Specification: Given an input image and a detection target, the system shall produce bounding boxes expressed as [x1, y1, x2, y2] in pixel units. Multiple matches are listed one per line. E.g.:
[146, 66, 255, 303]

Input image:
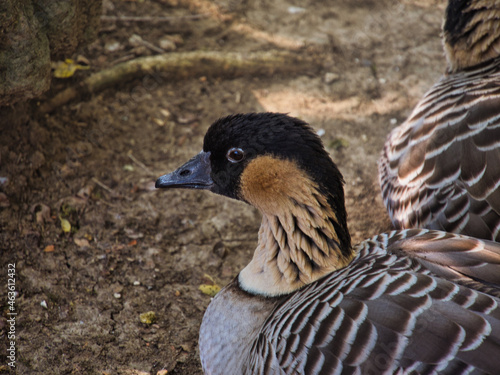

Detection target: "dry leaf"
[139, 311, 157, 324]
[34, 203, 52, 224]
[198, 284, 221, 297]
[201, 273, 217, 284]
[44, 245, 55, 252]
[59, 216, 71, 233]
[74, 238, 90, 247]
[52, 59, 90, 78]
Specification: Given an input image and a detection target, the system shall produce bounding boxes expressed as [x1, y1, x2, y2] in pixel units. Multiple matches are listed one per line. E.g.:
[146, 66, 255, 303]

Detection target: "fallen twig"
[100, 14, 207, 22]
[92, 177, 132, 201]
[109, 53, 136, 66]
[39, 50, 320, 113]
[129, 34, 165, 54]
[92, 177, 117, 196]
[127, 152, 155, 177]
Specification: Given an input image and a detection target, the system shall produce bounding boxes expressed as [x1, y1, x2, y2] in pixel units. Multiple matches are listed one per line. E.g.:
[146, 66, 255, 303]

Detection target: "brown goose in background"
[156, 112, 500, 374]
[379, 0, 500, 241]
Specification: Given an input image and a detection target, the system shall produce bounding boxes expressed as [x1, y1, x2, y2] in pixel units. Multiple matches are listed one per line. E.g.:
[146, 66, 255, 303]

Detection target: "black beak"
[155, 151, 213, 190]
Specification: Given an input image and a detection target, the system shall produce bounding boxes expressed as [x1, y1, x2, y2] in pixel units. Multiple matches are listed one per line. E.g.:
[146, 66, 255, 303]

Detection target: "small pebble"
[123, 164, 134, 172]
[105, 41, 122, 52]
[159, 108, 171, 119]
[153, 118, 165, 126]
[324, 72, 340, 84]
[40, 300, 48, 309]
[316, 129, 325, 137]
[390, 118, 398, 125]
[114, 293, 121, 299]
[288, 6, 306, 14]
[133, 281, 141, 286]
[159, 37, 176, 51]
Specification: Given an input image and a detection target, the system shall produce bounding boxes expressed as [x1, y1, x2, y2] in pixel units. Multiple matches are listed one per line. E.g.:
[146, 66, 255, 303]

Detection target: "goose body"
[156, 113, 500, 374]
[201, 229, 500, 375]
[379, 0, 500, 241]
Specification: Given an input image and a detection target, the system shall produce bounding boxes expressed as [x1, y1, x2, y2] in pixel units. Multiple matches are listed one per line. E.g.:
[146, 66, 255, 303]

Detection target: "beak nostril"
[156, 151, 212, 189]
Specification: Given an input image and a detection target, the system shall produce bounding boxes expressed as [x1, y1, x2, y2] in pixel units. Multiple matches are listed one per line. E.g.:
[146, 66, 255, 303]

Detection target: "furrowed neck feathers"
[238, 155, 354, 296]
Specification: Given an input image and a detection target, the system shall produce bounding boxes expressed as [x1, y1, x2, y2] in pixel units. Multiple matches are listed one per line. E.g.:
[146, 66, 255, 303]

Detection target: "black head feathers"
[157, 112, 351, 251]
[203, 113, 346, 202]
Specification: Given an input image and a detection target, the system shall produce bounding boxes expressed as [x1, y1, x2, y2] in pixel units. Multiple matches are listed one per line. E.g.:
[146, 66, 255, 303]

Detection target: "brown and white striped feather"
[379, 58, 500, 241]
[244, 229, 500, 375]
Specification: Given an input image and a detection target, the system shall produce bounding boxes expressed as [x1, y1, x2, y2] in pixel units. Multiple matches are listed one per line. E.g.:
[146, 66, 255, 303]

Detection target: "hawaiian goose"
[379, 0, 500, 241]
[156, 113, 500, 374]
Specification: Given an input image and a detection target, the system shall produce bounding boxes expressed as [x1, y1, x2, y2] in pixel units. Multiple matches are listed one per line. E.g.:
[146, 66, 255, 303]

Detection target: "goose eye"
[226, 147, 245, 163]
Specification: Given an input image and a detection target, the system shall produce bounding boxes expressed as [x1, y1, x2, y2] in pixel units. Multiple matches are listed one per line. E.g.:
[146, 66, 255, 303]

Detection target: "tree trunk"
[0, 0, 102, 107]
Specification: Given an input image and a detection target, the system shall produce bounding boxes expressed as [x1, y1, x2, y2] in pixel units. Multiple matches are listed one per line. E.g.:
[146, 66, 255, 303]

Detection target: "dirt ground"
[0, 0, 447, 374]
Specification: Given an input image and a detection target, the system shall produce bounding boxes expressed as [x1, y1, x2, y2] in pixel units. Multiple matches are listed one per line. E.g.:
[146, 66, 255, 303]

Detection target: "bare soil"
[1, 0, 446, 374]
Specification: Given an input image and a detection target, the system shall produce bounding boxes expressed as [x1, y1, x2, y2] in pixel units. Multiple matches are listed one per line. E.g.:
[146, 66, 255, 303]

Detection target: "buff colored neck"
[237, 155, 354, 297]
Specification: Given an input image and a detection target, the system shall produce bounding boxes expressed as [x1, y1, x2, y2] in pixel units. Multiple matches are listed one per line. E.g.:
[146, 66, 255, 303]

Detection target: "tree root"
[39, 50, 320, 113]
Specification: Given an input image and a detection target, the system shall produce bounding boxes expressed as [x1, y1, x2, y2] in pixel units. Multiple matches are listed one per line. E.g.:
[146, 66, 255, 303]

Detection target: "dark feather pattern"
[379, 58, 500, 241]
[156, 105, 500, 373]
[200, 229, 500, 375]
[255, 230, 500, 374]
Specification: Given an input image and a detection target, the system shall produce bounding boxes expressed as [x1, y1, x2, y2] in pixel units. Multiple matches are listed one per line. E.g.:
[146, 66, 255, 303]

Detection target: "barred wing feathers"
[387, 230, 500, 295]
[248, 229, 500, 375]
[379, 61, 500, 241]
